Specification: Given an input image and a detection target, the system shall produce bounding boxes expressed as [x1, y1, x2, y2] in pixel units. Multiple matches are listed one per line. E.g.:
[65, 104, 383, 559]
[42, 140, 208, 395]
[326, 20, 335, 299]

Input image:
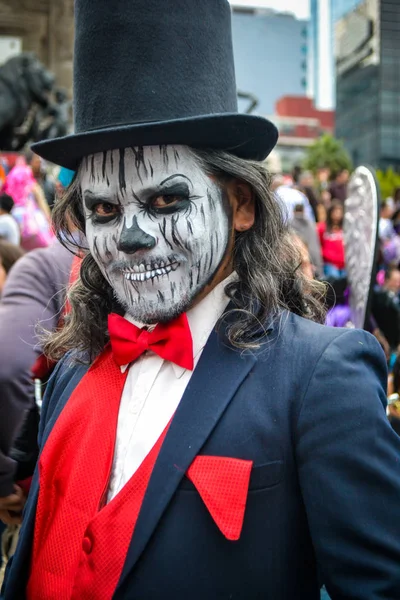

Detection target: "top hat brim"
[31, 113, 278, 170]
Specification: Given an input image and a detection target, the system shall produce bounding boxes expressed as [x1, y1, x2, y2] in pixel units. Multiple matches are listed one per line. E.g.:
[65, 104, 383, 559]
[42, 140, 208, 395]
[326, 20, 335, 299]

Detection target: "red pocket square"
[186, 456, 253, 541]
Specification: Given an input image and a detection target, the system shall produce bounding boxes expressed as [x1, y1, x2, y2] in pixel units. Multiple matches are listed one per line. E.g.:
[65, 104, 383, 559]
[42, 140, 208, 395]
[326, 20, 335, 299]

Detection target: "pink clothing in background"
[4, 165, 54, 251]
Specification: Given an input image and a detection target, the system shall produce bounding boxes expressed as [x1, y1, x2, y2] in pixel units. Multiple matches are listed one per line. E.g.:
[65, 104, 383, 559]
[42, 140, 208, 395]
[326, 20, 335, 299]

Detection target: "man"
[379, 199, 395, 241]
[383, 266, 400, 296]
[290, 203, 323, 277]
[328, 168, 349, 203]
[372, 267, 400, 352]
[297, 170, 320, 221]
[0, 193, 20, 246]
[274, 180, 315, 223]
[4, 1, 400, 599]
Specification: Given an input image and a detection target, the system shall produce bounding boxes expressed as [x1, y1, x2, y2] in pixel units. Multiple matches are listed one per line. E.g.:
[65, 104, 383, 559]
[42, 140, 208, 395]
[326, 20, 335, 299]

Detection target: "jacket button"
[82, 535, 93, 554]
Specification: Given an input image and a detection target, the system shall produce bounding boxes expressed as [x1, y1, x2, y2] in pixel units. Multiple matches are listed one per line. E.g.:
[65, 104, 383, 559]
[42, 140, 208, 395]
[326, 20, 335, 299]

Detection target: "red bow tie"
[108, 313, 194, 371]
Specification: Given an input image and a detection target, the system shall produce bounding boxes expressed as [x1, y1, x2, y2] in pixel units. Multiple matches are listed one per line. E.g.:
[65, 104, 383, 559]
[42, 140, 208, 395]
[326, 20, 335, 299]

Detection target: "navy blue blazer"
[4, 312, 400, 599]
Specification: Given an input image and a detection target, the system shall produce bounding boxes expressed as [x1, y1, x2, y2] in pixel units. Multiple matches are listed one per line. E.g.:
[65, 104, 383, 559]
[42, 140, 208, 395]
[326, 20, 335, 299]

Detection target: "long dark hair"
[44, 148, 326, 361]
[326, 201, 344, 232]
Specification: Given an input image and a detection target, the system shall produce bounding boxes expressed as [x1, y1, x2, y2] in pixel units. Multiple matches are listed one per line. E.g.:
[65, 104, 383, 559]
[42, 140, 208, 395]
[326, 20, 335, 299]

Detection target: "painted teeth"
[123, 263, 178, 282]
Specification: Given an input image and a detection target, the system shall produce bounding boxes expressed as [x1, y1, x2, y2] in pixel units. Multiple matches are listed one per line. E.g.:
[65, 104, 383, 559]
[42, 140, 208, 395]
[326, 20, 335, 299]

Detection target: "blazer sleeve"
[295, 328, 400, 599]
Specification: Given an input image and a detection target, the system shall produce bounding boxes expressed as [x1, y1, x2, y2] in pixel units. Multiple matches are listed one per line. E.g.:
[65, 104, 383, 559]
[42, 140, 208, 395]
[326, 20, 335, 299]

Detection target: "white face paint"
[80, 145, 232, 323]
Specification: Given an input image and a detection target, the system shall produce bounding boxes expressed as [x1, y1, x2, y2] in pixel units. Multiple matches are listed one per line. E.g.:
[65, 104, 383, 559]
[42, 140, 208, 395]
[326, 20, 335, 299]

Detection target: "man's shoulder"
[51, 351, 90, 389]
[247, 313, 386, 412]
[273, 311, 346, 342]
[257, 312, 377, 366]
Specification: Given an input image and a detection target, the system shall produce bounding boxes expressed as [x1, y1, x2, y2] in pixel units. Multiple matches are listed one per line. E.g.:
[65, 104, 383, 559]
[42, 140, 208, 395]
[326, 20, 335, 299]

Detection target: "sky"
[228, 0, 310, 20]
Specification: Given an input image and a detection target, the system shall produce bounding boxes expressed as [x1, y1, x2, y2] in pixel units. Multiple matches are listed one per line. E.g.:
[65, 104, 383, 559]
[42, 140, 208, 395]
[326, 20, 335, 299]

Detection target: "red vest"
[27, 347, 169, 600]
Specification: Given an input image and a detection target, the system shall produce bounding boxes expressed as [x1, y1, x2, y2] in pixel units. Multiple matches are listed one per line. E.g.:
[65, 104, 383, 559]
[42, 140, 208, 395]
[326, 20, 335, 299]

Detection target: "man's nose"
[117, 216, 156, 254]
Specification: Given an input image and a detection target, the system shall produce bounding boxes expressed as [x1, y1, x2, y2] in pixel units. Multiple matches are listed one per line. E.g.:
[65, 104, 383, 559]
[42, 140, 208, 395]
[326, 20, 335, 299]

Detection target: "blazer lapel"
[41, 363, 89, 447]
[117, 327, 257, 591]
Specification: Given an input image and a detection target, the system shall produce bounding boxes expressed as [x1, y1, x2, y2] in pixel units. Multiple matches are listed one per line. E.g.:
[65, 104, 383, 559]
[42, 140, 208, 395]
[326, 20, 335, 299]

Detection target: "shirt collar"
[122, 272, 237, 377]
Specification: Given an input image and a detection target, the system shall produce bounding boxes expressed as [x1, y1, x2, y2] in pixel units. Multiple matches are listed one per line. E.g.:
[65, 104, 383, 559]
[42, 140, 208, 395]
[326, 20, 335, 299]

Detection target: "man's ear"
[226, 179, 255, 232]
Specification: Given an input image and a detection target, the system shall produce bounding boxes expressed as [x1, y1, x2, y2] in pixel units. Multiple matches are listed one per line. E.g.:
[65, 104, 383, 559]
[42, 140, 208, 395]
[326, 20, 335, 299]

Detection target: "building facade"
[336, 0, 400, 170]
[310, 0, 361, 110]
[0, 0, 74, 93]
[1, 3, 308, 118]
[269, 95, 335, 173]
[231, 7, 308, 115]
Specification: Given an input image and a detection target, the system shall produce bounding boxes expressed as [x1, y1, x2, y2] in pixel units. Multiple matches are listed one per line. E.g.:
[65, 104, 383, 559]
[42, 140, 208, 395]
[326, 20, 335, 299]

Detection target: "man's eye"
[151, 195, 182, 209]
[94, 203, 119, 217]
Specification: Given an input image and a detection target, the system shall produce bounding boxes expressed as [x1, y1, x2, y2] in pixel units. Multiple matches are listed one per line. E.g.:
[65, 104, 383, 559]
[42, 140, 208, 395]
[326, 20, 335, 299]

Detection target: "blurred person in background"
[392, 207, 400, 236]
[0, 194, 20, 246]
[317, 169, 332, 223]
[372, 267, 400, 354]
[3, 164, 54, 252]
[0, 158, 7, 188]
[377, 201, 400, 267]
[382, 266, 400, 296]
[317, 167, 330, 193]
[0, 240, 24, 295]
[291, 234, 316, 282]
[55, 167, 75, 199]
[270, 173, 284, 192]
[387, 355, 400, 436]
[296, 170, 320, 222]
[328, 169, 349, 203]
[291, 203, 323, 278]
[0, 238, 25, 550]
[274, 180, 315, 223]
[0, 237, 75, 526]
[25, 150, 56, 211]
[291, 165, 301, 185]
[317, 202, 345, 279]
[379, 199, 395, 241]
[394, 187, 400, 211]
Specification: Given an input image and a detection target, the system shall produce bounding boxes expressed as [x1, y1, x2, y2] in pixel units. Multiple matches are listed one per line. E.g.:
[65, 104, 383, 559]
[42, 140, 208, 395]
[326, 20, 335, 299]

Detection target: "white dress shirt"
[107, 274, 235, 501]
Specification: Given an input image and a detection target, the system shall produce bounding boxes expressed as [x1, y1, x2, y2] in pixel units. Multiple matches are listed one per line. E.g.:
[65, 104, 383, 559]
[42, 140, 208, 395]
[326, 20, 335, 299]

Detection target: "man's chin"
[125, 303, 189, 325]
[115, 290, 193, 325]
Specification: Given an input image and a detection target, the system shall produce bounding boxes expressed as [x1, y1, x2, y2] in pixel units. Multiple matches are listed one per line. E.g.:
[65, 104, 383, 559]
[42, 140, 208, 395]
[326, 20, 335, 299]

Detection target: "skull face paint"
[80, 145, 232, 323]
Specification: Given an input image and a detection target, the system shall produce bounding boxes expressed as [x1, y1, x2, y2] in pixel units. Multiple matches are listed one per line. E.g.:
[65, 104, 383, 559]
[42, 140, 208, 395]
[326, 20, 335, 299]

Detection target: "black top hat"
[32, 0, 278, 169]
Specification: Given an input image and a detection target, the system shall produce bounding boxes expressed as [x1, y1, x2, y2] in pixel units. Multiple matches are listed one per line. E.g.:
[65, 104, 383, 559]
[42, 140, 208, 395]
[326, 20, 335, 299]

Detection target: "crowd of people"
[274, 165, 400, 440]
[273, 166, 349, 281]
[0, 151, 77, 581]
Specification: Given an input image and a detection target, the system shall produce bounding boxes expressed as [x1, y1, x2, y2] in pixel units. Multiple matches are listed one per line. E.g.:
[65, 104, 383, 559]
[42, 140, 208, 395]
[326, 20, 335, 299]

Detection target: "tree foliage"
[376, 168, 400, 200]
[303, 134, 353, 177]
